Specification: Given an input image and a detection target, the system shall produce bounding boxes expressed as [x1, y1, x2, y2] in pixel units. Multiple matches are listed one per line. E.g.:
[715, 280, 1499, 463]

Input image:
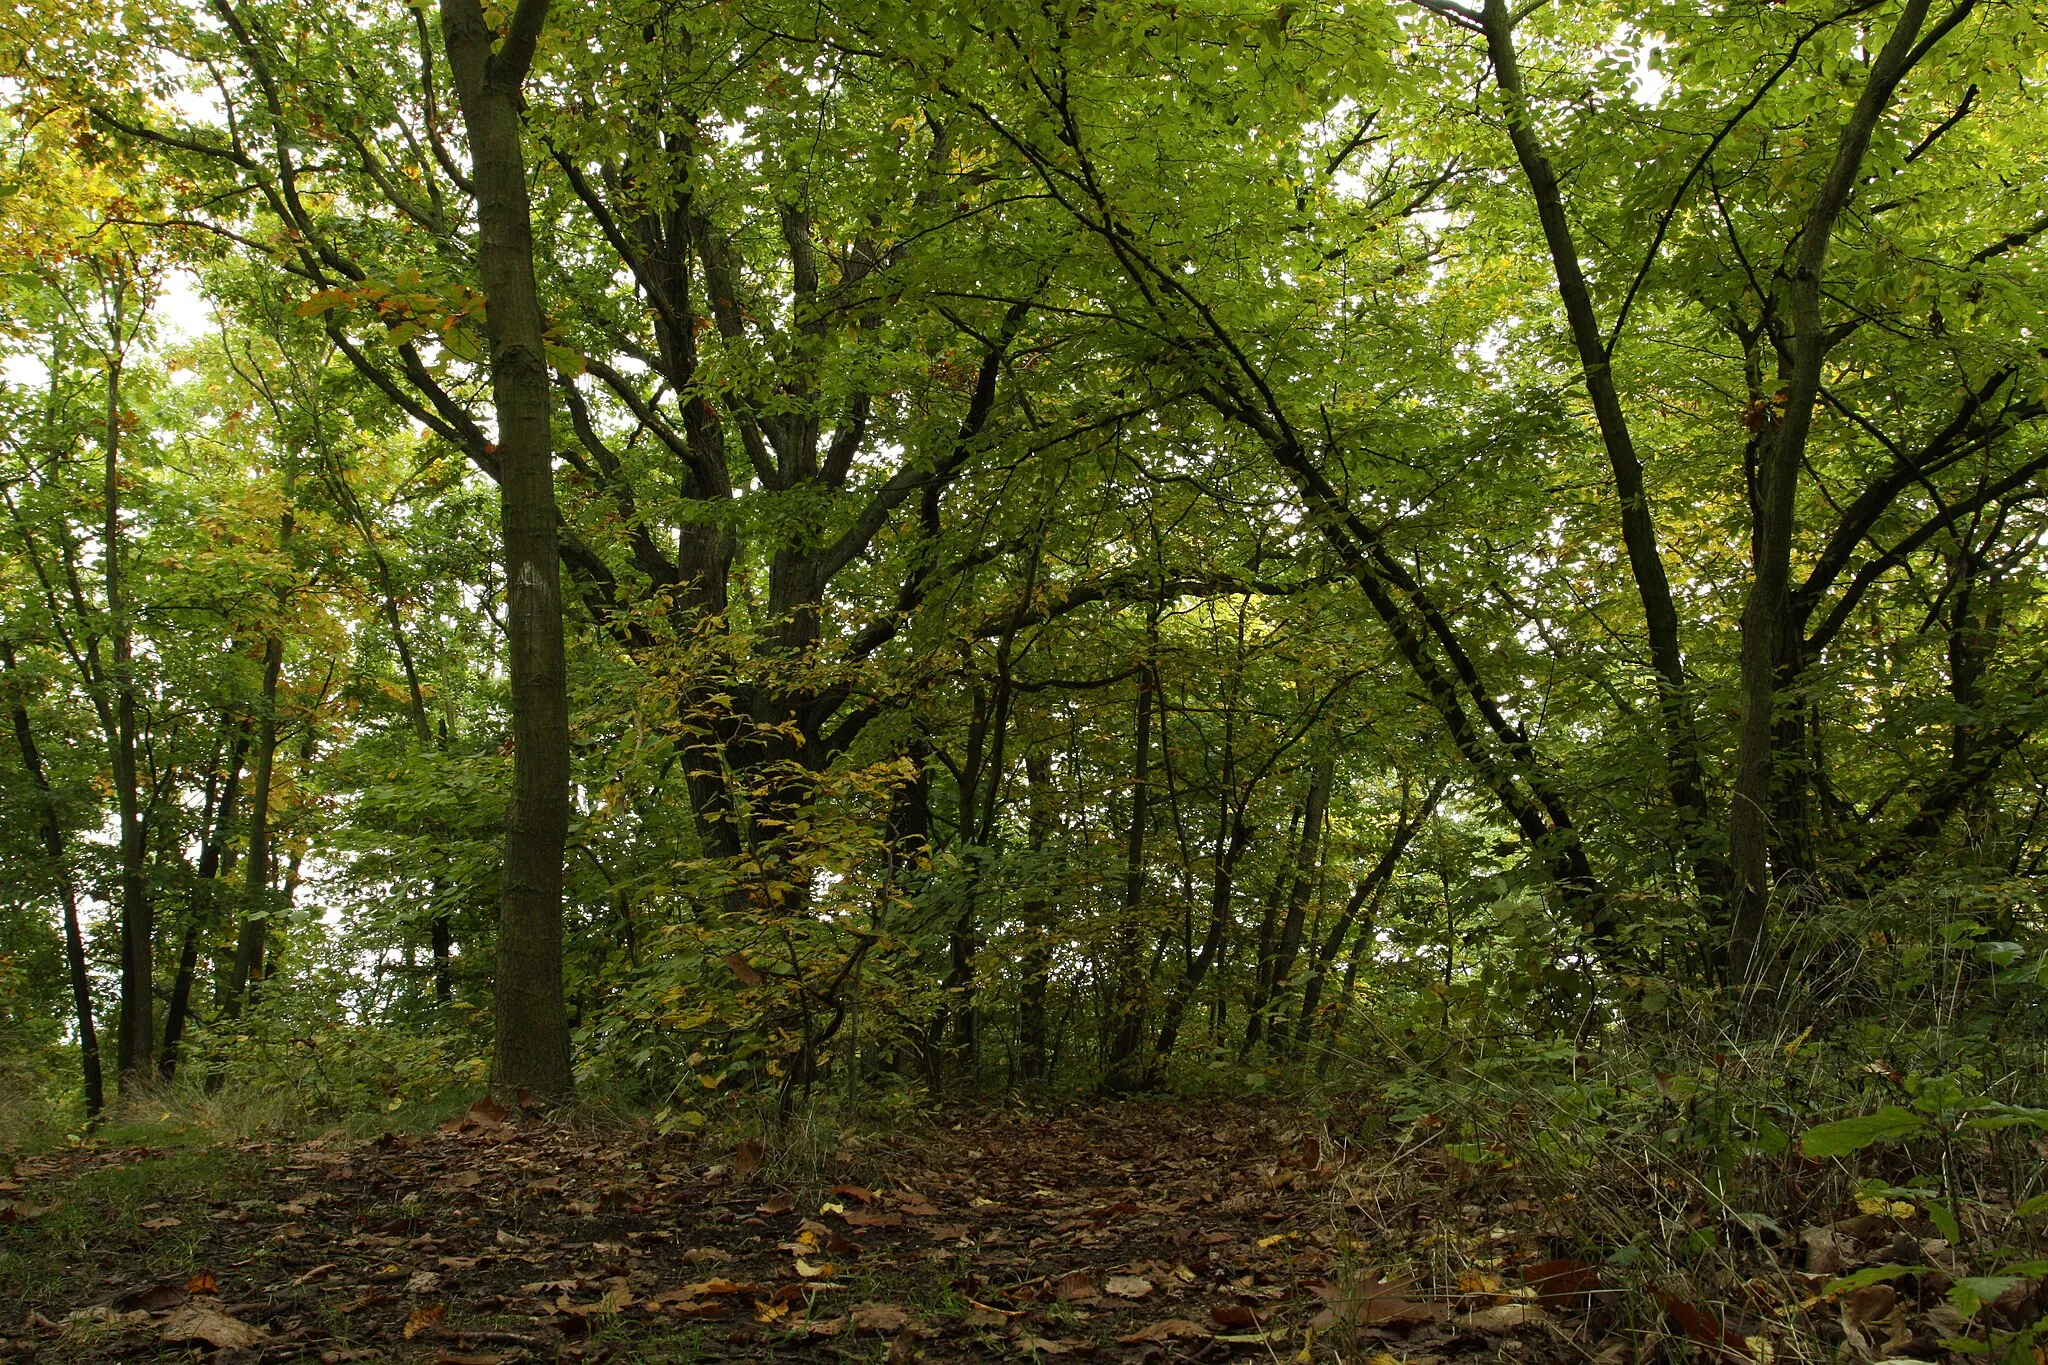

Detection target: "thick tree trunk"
[4, 642, 104, 1116]
[441, 0, 573, 1098]
[1728, 0, 1943, 981]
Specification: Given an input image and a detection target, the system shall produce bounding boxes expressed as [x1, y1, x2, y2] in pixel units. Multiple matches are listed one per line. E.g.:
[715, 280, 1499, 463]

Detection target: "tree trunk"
[1261, 757, 1333, 1057]
[102, 313, 152, 1087]
[1101, 665, 1154, 1092]
[1016, 754, 1055, 1083]
[3, 642, 104, 1116]
[1479, 0, 1723, 907]
[162, 719, 248, 1078]
[440, 0, 573, 1098]
[222, 634, 283, 1021]
[1728, 0, 1942, 981]
[1293, 777, 1439, 1050]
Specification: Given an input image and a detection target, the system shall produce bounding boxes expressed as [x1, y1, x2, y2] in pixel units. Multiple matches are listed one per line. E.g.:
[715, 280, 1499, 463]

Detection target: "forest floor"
[0, 1096, 1963, 1364]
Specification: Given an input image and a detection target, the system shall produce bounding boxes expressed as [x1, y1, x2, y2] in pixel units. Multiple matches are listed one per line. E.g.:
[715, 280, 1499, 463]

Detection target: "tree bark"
[1261, 757, 1333, 1057]
[222, 633, 283, 1021]
[1479, 0, 1723, 906]
[1101, 664, 1154, 1092]
[3, 641, 103, 1116]
[1016, 754, 1056, 1083]
[1728, 0, 1953, 981]
[162, 719, 248, 1078]
[440, 0, 573, 1098]
[101, 292, 152, 1087]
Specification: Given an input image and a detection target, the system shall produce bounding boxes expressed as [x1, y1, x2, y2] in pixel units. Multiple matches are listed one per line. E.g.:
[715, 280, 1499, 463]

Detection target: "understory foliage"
[1, 0, 2046, 1343]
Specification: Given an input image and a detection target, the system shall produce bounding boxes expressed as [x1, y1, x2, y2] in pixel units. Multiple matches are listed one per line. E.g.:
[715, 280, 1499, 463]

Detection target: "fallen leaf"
[435, 1354, 506, 1365]
[160, 1306, 267, 1349]
[842, 1208, 903, 1229]
[1052, 1270, 1099, 1302]
[757, 1195, 794, 1215]
[407, 1270, 443, 1295]
[926, 1222, 971, 1240]
[1106, 1276, 1153, 1300]
[293, 1263, 336, 1286]
[1212, 1304, 1265, 1328]
[185, 1273, 217, 1294]
[733, 1139, 764, 1175]
[138, 1217, 181, 1230]
[1461, 1304, 1556, 1334]
[1523, 1258, 1600, 1312]
[1118, 1318, 1209, 1344]
[116, 1283, 188, 1312]
[794, 1257, 834, 1279]
[851, 1302, 912, 1334]
[1650, 1289, 1752, 1358]
[467, 1096, 511, 1126]
[832, 1184, 875, 1204]
[403, 1303, 447, 1339]
[685, 1278, 756, 1296]
[1018, 1337, 1075, 1355]
[1308, 1275, 1446, 1330]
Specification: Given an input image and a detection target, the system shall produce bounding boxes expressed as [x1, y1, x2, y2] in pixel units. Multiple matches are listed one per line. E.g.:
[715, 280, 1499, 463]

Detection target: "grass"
[0, 1144, 253, 1313]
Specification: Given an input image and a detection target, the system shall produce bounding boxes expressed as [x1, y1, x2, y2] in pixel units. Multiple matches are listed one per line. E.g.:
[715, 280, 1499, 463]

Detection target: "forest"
[0, 0, 2046, 1359]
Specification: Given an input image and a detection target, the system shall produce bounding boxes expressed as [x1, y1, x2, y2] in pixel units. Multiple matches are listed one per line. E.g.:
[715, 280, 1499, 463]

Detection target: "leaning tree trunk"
[440, 0, 573, 1098]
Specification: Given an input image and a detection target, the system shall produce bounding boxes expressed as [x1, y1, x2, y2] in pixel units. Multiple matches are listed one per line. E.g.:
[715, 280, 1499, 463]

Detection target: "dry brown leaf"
[1308, 1274, 1446, 1330]
[138, 1217, 181, 1230]
[757, 1194, 794, 1215]
[851, 1302, 912, 1334]
[1052, 1270, 1099, 1303]
[842, 1207, 903, 1229]
[686, 1278, 756, 1296]
[1105, 1276, 1153, 1300]
[1461, 1304, 1557, 1334]
[160, 1305, 267, 1349]
[402, 1303, 447, 1339]
[1118, 1318, 1209, 1344]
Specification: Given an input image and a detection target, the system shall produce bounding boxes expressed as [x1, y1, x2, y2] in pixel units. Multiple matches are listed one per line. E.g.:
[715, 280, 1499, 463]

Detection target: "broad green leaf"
[1801, 1107, 1930, 1158]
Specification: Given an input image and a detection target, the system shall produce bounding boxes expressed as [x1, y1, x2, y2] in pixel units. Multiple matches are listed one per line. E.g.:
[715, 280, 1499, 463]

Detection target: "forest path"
[2, 1099, 1588, 1363]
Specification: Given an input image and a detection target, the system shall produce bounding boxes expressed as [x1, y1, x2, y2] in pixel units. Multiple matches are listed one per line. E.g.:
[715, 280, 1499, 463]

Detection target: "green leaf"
[1926, 1201, 1961, 1244]
[1949, 1276, 2020, 1319]
[1801, 1106, 1930, 1157]
[1823, 1265, 1930, 1297]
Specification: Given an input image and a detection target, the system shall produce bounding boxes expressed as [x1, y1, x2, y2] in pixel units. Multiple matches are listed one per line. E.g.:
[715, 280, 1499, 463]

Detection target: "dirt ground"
[0, 1097, 1899, 1363]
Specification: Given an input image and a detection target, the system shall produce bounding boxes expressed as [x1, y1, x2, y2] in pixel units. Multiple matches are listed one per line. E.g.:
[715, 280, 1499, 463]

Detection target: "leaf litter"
[4, 1097, 2041, 1361]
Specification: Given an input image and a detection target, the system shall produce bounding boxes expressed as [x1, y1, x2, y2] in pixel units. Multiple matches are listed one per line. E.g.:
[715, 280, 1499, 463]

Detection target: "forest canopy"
[0, 0, 2043, 1141]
